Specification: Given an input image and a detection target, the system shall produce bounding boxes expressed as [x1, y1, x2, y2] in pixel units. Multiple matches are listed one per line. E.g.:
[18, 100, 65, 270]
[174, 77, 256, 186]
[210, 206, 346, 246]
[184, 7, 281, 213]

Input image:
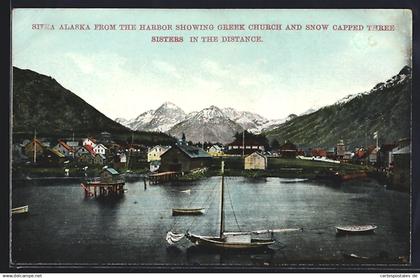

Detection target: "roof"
[280, 142, 297, 151]
[393, 145, 410, 155]
[48, 148, 65, 158]
[102, 167, 120, 175]
[26, 139, 45, 149]
[84, 137, 97, 143]
[96, 153, 106, 159]
[150, 160, 161, 166]
[245, 152, 266, 159]
[58, 141, 74, 152]
[175, 144, 212, 159]
[84, 145, 96, 156]
[150, 145, 170, 152]
[94, 143, 108, 150]
[209, 145, 223, 151]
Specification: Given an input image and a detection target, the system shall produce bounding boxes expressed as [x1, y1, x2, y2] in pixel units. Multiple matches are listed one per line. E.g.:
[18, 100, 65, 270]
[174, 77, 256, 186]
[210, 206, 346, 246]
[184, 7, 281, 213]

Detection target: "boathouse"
[160, 144, 212, 172]
[100, 167, 121, 182]
[244, 152, 267, 170]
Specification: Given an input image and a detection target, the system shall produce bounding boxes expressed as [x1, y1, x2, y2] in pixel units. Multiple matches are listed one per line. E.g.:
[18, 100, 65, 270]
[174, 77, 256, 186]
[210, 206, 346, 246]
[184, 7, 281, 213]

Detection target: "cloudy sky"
[12, 9, 411, 120]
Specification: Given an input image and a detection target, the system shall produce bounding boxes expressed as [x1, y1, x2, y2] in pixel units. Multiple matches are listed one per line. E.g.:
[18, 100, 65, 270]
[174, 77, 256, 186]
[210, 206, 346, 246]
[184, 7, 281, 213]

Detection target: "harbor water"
[12, 176, 410, 266]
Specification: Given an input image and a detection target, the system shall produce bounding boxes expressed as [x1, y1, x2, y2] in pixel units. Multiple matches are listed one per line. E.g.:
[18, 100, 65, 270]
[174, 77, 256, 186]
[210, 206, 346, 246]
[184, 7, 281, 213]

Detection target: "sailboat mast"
[219, 161, 225, 238]
[33, 129, 37, 164]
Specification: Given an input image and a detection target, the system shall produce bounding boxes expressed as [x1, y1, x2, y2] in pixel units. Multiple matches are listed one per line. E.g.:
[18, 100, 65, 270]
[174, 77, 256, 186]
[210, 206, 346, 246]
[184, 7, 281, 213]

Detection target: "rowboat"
[336, 224, 377, 234]
[12, 205, 29, 215]
[172, 208, 205, 216]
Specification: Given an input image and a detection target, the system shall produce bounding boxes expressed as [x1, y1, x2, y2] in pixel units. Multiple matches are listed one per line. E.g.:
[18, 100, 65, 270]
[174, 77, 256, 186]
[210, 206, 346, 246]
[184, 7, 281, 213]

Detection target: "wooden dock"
[148, 171, 179, 184]
[81, 180, 125, 198]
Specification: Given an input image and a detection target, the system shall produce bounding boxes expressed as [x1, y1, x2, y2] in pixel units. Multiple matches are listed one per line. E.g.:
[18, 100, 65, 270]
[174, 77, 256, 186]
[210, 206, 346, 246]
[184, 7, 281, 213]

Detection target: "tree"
[271, 139, 280, 150]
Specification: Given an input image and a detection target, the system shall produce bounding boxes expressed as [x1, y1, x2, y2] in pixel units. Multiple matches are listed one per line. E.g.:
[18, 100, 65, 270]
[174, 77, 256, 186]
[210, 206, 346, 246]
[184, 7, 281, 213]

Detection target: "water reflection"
[12, 176, 409, 265]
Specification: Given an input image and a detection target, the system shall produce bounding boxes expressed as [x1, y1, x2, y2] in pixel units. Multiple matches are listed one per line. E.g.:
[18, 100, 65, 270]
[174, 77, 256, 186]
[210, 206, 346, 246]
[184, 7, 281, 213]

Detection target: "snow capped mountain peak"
[194, 106, 226, 122]
[116, 103, 289, 137]
[159, 101, 181, 110]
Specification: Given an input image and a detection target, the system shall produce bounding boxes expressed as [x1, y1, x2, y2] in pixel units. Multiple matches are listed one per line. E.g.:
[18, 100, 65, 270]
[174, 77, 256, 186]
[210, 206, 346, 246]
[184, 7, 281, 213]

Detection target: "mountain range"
[13, 65, 411, 149]
[115, 103, 289, 143]
[265, 66, 411, 149]
[116, 66, 411, 146]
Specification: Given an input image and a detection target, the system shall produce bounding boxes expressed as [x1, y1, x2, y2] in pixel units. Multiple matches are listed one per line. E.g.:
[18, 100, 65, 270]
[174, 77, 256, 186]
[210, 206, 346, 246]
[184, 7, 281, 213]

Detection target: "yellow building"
[208, 145, 224, 157]
[147, 145, 170, 162]
[244, 152, 267, 170]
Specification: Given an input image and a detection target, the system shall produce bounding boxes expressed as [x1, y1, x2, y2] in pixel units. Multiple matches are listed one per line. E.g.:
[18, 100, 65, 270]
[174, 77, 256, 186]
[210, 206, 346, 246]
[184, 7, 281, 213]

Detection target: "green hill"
[265, 66, 411, 150]
[12, 67, 175, 145]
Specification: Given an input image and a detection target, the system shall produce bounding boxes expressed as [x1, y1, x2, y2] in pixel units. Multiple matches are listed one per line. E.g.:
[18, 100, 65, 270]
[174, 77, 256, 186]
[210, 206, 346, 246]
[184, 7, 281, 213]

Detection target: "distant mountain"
[265, 66, 411, 149]
[169, 106, 244, 144]
[222, 107, 271, 133]
[116, 102, 186, 132]
[13, 67, 128, 135]
[119, 103, 283, 139]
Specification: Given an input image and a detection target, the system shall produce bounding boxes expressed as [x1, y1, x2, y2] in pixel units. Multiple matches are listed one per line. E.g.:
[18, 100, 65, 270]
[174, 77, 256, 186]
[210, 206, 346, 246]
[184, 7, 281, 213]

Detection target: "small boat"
[336, 224, 377, 234]
[343, 253, 369, 260]
[12, 205, 29, 215]
[172, 208, 205, 216]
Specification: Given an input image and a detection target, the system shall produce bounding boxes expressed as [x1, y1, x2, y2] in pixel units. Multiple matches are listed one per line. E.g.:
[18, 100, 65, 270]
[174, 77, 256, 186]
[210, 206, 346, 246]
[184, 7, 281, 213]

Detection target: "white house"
[83, 138, 97, 148]
[208, 145, 224, 157]
[93, 144, 108, 155]
[119, 153, 127, 163]
[147, 145, 170, 162]
[75, 145, 96, 157]
[54, 141, 75, 157]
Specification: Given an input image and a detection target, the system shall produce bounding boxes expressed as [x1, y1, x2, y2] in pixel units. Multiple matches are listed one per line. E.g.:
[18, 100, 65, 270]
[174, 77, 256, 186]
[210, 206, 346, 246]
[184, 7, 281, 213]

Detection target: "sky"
[12, 9, 412, 121]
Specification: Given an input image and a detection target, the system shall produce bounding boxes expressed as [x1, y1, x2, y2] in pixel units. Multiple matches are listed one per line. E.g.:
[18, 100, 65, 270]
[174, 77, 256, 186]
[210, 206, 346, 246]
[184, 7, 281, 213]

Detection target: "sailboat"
[184, 161, 275, 249]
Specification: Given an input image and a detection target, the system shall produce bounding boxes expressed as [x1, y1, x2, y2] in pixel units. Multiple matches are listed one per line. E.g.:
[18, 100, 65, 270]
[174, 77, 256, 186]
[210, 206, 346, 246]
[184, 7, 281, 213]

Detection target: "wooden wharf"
[81, 180, 125, 198]
[148, 171, 179, 184]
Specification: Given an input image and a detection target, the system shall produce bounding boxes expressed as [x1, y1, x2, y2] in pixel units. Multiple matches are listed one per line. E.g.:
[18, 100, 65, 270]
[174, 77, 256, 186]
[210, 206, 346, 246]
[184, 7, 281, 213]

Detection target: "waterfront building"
[391, 143, 410, 189]
[78, 152, 95, 164]
[93, 144, 109, 156]
[311, 148, 327, 158]
[279, 141, 298, 158]
[94, 153, 107, 165]
[83, 138, 97, 148]
[75, 145, 96, 157]
[150, 160, 161, 172]
[378, 143, 397, 168]
[368, 146, 380, 164]
[244, 152, 267, 170]
[43, 148, 66, 165]
[24, 139, 46, 161]
[54, 141, 75, 158]
[100, 167, 121, 182]
[147, 145, 170, 162]
[160, 144, 212, 172]
[207, 144, 224, 157]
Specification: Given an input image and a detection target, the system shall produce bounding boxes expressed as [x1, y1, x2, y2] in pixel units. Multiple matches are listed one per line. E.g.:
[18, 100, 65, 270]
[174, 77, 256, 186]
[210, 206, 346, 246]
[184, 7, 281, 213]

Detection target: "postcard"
[10, 9, 412, 270]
